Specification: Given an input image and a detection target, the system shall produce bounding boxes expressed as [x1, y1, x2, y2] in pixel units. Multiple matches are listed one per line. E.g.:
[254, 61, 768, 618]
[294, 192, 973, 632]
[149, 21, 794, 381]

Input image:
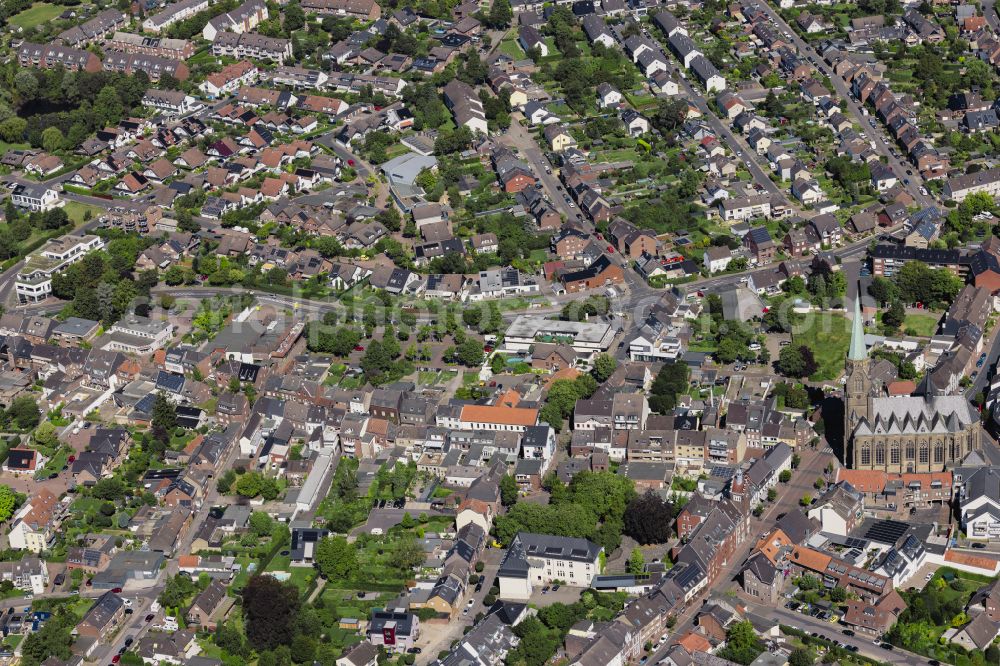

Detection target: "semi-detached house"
[443, 79, 488, 134]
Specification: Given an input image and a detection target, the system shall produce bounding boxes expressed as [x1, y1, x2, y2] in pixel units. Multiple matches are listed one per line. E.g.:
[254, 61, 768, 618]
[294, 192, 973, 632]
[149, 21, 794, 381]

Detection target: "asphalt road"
[501, 118, 577, 220]
[744, 603, 930, 666]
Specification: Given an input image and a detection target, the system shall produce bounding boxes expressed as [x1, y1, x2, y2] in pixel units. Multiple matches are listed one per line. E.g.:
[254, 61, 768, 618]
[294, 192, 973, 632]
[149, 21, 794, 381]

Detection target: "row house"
[17, 42, 102, 72]
[103, 50, 190, 81]
[58, 9, 128, 46]
[203, 0, 267, 40]
[212, 32, 292, 64]
[143, 0, 209, 32]
[106, 31, 194, 59]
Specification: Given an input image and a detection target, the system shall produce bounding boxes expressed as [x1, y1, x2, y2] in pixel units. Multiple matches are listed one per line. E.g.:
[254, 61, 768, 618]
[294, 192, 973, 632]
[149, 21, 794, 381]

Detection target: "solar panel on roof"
[863, 519, 909, 544]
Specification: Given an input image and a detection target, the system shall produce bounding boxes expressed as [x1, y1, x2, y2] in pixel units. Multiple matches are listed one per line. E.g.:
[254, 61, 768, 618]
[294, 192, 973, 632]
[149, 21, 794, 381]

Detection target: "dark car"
[53, 573, 65, 586]
[972, 543, 987, 549]
[124, 608, 133, 615]
[124, 637, 134, 647]
[842, 630, 854, 637]
[880, 643, 894, 651]
[145, 614, 154, 622]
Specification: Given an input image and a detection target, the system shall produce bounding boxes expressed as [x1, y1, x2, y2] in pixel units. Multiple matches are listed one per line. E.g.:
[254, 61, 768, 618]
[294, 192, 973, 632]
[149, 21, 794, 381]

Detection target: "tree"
[592, 354, 617, 382]
[249, 511, 273, 537]
[623, 490, 674, 544]
[486, 0, 512, 27]
[94, 85, 124, 128]
[6, 395, 39, 430]
[283, 3, 305, 30]
[500, 474, 518, 508]
[0, 117, 26, 144]
[718, 621, 763, 665]
[242, 575, 301, 651]
[151, 392, 177, 446]
[236, 472, 265, 498]
[41, 127, 65, 153]
[868, 276, 898, 304]
[0, 486, 16, 522]
[390, 533, 425, 572]
[789, 648, 814, 666]
[777, 344, 818, 378]
[289, 634, 315, 664]
[455, 338, 484, 367]
[627, 547, 645, 574]
[882, 300, 905, 331]
[779, 469, 792, 483]
[159, 573, 196, 608]
[766, 487, 777, 502]
[462, 307, 482, 329]
[314, 536, 357, 579]
[649, 362, 689, 414]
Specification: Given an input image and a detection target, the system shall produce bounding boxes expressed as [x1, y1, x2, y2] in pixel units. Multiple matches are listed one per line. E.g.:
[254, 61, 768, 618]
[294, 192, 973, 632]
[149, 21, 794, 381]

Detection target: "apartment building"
[498, 532, 602, 599]
[16, 234, 104, 304]
[943, 167, 1000, 202]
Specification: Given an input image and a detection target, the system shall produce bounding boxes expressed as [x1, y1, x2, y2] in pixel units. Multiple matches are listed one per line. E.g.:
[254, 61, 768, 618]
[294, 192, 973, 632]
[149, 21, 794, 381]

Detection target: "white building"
[10, 182, 62, 212]
[143, 0, 210, 32]
[498, 532, 602, 600]
[142, 89, 202, 115]
[16, 234, 104, 304]
[504, 315, 616, 357]
[703, 246, 733, 273]
[103, 315, 174, 354]
[960, 466, 1000, 540]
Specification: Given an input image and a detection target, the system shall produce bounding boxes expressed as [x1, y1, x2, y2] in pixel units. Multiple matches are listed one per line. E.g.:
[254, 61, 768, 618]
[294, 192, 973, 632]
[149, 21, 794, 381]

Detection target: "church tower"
[844, 296, 872, 444]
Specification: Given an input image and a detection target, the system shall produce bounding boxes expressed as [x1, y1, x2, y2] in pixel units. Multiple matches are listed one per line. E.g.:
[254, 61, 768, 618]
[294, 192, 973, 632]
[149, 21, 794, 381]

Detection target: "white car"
[920, 187, 928, 196]
[467, 599, 475, 607]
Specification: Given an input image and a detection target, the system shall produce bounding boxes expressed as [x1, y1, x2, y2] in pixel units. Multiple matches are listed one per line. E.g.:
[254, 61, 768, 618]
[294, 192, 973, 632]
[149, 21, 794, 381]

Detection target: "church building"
[845, 297, 981, 471]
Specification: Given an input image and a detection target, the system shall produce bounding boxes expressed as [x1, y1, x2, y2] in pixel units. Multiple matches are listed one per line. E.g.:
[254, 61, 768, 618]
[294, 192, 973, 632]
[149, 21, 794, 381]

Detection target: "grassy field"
[903, 313, 940, 337]
[10, 2, 62, 28]
[63, 201, 103, 225]
[792, 312, 851, 381]
[0, 141, 30, 155]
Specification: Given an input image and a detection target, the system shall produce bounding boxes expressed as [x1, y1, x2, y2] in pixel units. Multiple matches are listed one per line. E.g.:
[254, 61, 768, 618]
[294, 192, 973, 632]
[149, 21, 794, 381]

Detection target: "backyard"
[902, 313, 940, 338]
[885, 568, 994, 664]
[791, 312, 851, 381]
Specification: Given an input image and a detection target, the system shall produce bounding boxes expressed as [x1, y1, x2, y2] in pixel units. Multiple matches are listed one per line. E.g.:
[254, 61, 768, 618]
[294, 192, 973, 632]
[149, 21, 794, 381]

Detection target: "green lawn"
[903, 313, 940, 337]
[498, 38, 524, 59]
[462, 371, 480, 387]
[63, 201, 103, 225]
[791, 312, 851, 381]
[9, 2, 61, 28]
[417, 370, 439, 385]
[0, 141, 30, 155]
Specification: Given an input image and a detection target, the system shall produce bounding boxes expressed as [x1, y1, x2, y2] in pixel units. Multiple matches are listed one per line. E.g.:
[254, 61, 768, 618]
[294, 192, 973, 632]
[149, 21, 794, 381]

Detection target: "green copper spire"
[848, 294, 867, 361]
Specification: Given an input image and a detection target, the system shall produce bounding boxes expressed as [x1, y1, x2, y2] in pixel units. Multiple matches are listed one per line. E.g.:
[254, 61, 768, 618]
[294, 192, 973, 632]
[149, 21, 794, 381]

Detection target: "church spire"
[848, 291, 867, 361]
